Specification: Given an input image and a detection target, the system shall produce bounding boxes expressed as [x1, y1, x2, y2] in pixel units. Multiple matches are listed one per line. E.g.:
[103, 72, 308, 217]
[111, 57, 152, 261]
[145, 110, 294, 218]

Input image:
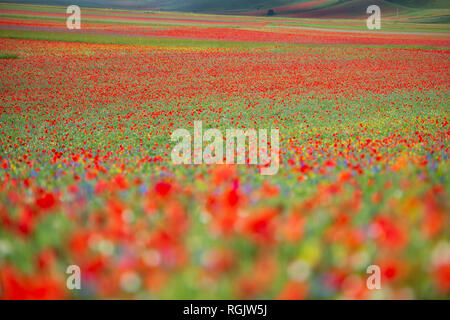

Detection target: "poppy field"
[0, 4, 449, 300]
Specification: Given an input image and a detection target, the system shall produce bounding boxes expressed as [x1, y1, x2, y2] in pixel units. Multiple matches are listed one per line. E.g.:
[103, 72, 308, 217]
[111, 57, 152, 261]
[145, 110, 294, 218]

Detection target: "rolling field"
[0, 3, 449, 299]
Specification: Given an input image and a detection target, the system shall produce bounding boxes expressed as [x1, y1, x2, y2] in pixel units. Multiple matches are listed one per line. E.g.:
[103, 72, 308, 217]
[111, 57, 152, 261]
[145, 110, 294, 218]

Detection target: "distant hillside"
[1, 0, 448, 16]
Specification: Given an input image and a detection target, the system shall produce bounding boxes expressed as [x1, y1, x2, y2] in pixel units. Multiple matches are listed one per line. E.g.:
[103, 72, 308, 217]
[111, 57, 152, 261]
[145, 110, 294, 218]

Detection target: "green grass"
[387, 0, 450, 9]
[0, 28, 290, 49]
[0, 52, 18, 59]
